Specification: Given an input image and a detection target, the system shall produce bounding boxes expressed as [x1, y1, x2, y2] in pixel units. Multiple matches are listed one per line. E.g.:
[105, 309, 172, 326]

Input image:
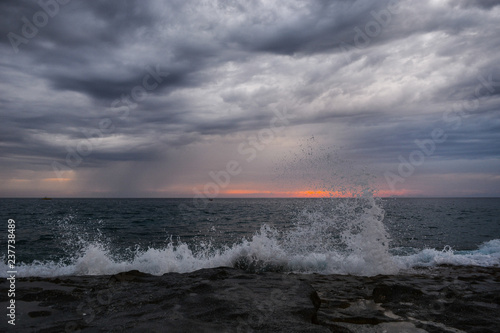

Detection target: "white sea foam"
[394, 239, 500, 269]
[3, 196, 498, 278]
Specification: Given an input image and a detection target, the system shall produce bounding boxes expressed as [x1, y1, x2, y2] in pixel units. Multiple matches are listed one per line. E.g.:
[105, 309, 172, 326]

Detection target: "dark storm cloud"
[455, 0, 500, 9]
[1, 0, 500, 196]
[222, 0, 372, 55]
[47, 71, 189, 101]
[2, 0, 400, 102]
[344, 112, 500, 162]
[0, 0, 154, 48]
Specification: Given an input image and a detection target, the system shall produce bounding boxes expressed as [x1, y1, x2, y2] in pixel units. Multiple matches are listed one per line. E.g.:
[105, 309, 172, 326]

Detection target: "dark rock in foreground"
[302, 265, 500, 333]
[1, 266, 499, 332]
[1, 267, 326, 333]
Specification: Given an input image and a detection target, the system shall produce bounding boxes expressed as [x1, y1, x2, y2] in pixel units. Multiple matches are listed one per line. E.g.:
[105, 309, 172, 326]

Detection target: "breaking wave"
[2, 196, 499, 278]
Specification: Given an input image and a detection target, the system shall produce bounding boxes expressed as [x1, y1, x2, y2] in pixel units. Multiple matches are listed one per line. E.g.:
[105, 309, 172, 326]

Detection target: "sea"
[1, 197, 499, 277]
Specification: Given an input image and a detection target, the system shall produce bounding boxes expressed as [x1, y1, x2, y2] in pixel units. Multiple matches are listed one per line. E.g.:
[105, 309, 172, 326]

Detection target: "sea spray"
[3, 143, 401, 276]
[2, 202, 500, 277]
[2, 144, 499, 277]
[394, 239, 500, 269]
[274, 141, 397, 274]
[282, 196, 397, 275]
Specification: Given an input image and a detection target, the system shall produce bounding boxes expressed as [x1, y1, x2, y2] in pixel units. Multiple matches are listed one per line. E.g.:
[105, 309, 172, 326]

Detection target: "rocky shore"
[1, 265, 499, 332]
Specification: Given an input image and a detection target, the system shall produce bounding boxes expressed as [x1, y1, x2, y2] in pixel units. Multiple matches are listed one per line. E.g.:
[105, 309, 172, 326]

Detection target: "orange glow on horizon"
[219, 189, 353, 198]
[42, 178, 73, 182]
[10, 179, 30, 182]
[223, 189, 274, 195]
[153, 182, 423, 198]
[218, 188, 418, 198]
[288, 190, 348, 198]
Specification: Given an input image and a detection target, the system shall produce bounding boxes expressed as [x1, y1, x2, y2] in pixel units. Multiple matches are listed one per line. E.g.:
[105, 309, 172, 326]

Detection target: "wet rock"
[0, 267, 327, 333]
[372, 283, 423, 303]
[303, 266, 500, 333]
[1, 266, 499, 332]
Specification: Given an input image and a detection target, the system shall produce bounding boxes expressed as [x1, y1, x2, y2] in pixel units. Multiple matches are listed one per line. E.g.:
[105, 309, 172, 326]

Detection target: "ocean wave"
[394, 239, 500, 269]
[2, 237, 499, 278]
[2, 196, 499, 278]
[1, 222, 388, 277]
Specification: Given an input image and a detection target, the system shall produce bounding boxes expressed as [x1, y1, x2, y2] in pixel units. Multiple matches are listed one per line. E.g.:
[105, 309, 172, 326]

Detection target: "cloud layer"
[1, 0, 499, 197]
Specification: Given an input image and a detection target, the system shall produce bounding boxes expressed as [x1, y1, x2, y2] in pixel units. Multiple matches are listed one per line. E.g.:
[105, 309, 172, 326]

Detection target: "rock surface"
[1, 266, 499, 332]
[1, 267, 326, 333]
[303, 266, 500, 333]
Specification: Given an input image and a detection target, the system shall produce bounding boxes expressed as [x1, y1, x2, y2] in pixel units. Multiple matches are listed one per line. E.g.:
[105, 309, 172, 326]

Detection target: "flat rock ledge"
[1, 266, 499, 332]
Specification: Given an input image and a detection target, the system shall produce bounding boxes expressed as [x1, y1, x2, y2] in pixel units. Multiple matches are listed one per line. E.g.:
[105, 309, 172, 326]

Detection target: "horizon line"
[1, 196, 499, 199]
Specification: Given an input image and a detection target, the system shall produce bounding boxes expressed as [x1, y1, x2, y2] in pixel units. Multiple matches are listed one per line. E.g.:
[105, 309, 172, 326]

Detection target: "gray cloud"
[1, 0, 499, 197]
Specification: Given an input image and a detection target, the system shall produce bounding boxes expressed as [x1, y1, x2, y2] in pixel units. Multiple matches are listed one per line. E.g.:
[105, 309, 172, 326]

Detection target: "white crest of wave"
[395, 239, 500, 268]
[4, 195, 401, 277]
[4, 144, 498, 277]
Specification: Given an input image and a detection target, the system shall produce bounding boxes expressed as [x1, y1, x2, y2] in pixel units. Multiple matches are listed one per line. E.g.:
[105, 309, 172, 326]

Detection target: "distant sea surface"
[1, 197, 499, 277]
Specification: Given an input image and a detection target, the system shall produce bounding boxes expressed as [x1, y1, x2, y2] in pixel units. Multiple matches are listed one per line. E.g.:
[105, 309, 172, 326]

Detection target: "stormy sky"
[1, 0, 499, 198]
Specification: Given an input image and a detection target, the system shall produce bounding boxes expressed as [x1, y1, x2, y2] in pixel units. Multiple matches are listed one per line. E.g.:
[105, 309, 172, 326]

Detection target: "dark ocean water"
[1, 197, 499, 277]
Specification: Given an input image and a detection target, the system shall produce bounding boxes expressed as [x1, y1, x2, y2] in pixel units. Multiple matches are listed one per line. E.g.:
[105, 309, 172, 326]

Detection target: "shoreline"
[1, 265, 499, 332]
